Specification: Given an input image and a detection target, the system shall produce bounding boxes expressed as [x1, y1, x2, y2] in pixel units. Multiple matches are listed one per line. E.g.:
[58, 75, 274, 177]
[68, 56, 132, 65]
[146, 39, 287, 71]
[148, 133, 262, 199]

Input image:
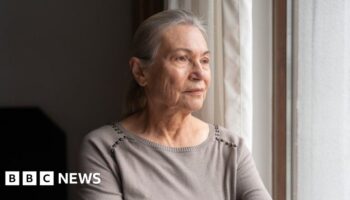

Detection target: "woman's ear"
[129, 57, 148, 87]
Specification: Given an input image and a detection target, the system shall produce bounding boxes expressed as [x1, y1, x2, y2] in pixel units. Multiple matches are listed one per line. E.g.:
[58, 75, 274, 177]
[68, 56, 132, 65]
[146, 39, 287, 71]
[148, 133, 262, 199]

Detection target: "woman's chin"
[185, 102, 204, 112]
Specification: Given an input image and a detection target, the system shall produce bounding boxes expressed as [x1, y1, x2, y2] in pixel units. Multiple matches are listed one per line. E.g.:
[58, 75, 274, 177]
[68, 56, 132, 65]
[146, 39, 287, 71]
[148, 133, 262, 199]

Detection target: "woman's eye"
[175, 56, 189, 62]
[201, 58, 210, 64]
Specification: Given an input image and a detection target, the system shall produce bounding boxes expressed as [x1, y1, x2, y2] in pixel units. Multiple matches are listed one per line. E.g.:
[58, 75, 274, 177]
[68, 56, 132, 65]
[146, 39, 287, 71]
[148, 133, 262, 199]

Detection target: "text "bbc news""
[5, 171, 101, 186]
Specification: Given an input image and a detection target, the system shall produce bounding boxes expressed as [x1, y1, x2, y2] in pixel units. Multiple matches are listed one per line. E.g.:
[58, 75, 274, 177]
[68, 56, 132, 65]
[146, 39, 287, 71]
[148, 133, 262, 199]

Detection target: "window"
[274, 0, 350, 199]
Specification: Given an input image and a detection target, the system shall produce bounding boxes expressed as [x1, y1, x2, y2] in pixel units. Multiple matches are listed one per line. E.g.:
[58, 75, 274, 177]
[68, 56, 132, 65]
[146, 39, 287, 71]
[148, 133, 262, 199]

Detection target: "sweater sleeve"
[236, 140, 272, 200]
[77, 127, 123, 200]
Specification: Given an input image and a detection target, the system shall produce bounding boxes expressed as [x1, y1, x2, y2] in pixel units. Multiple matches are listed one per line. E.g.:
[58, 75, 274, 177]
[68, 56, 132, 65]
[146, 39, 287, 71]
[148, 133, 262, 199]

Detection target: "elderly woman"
[78, 9, 272, 200]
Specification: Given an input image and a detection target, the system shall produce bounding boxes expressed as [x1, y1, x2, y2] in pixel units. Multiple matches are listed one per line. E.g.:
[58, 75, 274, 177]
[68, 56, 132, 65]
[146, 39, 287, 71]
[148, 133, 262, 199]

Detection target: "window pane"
[294, 1, 350, 200]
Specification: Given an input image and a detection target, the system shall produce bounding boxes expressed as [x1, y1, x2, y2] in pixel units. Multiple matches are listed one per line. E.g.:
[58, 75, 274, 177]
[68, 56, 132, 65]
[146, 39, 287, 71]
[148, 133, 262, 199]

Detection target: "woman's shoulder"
[81, 123, 119, 148]
[213, 124, 246, 150]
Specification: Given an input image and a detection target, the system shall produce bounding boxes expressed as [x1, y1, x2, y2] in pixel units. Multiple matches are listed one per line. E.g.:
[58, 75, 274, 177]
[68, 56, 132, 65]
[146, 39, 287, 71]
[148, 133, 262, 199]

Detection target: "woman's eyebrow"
[171, 48, 210, 56]
[202, 50, 210, 56]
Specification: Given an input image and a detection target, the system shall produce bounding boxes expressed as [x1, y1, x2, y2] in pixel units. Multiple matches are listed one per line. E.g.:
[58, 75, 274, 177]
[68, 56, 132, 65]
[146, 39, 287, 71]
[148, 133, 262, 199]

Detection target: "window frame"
[272, 0, 287, 199]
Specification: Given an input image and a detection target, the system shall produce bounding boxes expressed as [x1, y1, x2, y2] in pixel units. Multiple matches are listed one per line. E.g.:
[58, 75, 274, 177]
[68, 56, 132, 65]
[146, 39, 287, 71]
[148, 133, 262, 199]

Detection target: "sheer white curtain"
[165, 0, 253, 149]
[294, 0, 350, 199]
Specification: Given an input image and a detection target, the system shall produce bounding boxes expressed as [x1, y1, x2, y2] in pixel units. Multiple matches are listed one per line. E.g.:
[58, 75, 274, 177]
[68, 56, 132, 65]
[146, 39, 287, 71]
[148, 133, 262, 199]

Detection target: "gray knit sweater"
[78, 122, 272, 200]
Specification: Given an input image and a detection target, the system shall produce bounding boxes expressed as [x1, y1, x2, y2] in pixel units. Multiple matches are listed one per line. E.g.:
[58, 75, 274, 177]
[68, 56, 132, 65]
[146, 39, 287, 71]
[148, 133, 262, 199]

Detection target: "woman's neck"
[122, 108, 208, 147]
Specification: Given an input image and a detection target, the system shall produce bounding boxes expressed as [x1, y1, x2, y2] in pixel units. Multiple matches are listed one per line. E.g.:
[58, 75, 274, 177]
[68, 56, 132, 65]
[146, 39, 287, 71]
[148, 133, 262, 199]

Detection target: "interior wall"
[252, 0, 273, 193]
[0, 0, 133, 199]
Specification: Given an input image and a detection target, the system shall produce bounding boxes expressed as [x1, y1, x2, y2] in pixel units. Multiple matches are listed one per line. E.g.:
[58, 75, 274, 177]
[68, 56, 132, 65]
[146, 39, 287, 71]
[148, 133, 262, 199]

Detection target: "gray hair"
[125, 9, 207, 117]
[132, 9, 207, 63]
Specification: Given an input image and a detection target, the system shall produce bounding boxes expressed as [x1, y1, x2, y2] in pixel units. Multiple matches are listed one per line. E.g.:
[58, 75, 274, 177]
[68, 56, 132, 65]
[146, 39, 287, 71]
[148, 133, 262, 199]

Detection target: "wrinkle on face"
[143, 24, 211, 114]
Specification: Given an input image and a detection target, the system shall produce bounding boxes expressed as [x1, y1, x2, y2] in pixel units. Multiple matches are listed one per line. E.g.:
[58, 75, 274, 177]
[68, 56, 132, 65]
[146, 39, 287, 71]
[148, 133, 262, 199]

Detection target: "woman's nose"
[189, 60, 204, 81]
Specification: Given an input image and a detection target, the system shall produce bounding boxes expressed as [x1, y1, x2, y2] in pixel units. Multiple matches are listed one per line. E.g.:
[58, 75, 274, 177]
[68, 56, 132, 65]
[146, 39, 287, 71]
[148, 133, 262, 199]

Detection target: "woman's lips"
[183, 88, 205, 96]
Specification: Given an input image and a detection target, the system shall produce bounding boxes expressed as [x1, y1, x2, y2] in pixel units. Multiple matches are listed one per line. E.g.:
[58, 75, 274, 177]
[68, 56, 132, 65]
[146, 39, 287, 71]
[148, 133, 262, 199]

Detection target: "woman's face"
[144, 24, 211, 113]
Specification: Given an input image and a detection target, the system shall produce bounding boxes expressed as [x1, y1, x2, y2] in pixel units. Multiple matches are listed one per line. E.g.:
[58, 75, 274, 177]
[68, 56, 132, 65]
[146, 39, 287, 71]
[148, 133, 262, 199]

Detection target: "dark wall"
[0, 0, 133, 199]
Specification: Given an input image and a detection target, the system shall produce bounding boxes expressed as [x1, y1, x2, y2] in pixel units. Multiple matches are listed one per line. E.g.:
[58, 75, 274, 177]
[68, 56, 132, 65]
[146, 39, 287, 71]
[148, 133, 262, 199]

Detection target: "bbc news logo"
[5, 171, 101, 186]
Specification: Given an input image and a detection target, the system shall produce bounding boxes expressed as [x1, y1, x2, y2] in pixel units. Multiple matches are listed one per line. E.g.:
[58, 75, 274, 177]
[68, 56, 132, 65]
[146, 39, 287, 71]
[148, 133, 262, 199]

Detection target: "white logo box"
[5, 171, 54, 186]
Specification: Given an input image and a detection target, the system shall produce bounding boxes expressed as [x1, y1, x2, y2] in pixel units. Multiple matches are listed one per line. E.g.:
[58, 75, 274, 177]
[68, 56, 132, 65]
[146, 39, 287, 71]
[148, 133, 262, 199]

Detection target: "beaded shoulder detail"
[214, 124, 237, 149]
[110, 122, 131, 153]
